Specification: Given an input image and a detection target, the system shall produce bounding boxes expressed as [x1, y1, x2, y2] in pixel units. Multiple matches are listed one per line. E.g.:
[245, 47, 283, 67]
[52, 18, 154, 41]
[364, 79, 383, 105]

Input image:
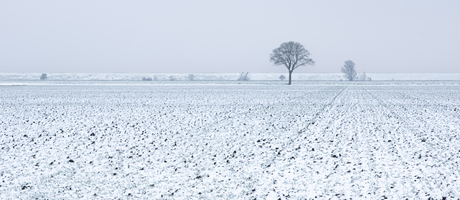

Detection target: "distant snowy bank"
[1, 73, 460, 81]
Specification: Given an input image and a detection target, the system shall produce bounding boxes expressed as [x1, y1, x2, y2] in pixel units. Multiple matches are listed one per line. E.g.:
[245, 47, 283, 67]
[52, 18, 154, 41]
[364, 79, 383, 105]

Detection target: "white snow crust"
[1, 80, 460, 199]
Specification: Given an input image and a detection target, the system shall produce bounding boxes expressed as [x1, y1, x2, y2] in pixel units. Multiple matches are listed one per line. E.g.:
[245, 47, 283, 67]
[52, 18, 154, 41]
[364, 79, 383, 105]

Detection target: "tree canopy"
[270, 41, 314, 85]
[341, 60, 357, 81]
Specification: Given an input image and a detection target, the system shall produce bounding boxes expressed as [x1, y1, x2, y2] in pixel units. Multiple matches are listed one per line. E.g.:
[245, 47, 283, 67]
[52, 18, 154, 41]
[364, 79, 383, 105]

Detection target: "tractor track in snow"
[298, 86, 348, 133]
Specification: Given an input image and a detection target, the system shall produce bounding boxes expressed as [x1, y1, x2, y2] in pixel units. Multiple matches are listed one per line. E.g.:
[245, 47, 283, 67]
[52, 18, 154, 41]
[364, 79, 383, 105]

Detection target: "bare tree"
[169, 76, 176, 81]
[270, 41, 314, 85]
[341, 60, 357, 81]
[357, 71, 372, 81]
[40, 73, 47, 81]
[279, 75, 286, 81]
[237, 72, 249, 81]
[188, 74, 195, 81]
[358, 71, 366, 81]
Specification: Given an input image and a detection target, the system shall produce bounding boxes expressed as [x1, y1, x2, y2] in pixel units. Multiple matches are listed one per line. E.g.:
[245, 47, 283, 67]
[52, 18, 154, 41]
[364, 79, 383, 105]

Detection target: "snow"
[2, 72, 460, 81]
[1, 80, 460, 199]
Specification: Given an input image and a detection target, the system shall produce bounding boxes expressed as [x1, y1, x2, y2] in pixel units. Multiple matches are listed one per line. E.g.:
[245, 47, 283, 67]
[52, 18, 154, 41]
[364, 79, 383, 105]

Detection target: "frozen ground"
[1, 80, 460, 199]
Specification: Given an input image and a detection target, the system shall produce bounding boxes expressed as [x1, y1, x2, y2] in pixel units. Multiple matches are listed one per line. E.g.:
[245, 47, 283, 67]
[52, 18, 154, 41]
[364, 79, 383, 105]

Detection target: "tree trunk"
[288, 71, 292, 85]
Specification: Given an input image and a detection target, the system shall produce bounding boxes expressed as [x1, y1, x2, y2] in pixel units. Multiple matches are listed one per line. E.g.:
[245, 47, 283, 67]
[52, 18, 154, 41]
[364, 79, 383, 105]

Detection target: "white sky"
[1, 0, 459, 73]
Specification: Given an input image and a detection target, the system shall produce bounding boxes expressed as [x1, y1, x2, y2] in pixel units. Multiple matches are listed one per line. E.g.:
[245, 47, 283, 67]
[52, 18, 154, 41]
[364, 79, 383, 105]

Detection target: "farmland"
[1, 80, 460, 199]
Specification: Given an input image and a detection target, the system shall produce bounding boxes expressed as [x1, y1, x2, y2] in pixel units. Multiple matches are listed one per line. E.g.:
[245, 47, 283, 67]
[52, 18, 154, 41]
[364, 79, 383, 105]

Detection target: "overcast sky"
[1, 1, 459, 73]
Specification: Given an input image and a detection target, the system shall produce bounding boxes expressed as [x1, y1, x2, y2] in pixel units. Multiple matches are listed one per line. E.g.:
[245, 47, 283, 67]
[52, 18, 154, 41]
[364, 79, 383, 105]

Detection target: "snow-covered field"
[1, 80, 460, 199]
[2, 72, 460, 81]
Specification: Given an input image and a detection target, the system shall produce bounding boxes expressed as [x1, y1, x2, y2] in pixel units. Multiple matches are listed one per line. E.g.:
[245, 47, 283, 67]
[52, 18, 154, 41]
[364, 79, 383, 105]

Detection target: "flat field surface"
[1, 81, 460, 199]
